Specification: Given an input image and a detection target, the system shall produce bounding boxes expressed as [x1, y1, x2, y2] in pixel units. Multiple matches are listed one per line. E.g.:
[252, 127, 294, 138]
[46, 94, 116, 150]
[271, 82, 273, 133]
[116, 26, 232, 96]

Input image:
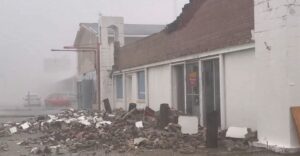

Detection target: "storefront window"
[137, 71, 145, 99]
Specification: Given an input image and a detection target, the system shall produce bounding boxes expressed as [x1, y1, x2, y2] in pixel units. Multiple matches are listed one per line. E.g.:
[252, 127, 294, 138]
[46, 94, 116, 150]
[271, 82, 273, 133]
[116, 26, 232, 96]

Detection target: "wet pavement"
[0, 132, 298, 156]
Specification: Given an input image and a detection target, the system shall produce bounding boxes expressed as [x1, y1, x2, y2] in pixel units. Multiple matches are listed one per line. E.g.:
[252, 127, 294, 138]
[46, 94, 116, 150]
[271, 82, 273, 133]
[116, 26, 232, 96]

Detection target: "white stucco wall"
[148, 65, 172, 111]
[99, 16, 125, 108]
[224, 49, 257, 130]
[254, 0, 300, 150]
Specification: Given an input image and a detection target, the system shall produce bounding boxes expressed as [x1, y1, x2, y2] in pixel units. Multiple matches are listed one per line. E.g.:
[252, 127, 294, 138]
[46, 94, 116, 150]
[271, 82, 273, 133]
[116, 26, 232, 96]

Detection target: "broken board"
[291, 107, 300, 143]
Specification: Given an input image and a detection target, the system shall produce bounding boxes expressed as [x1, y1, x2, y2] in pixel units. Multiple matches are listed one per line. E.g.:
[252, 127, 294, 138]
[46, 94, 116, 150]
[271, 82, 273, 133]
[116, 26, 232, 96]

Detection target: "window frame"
[115, 74, 123, 99]
[137, 70, 146, 100]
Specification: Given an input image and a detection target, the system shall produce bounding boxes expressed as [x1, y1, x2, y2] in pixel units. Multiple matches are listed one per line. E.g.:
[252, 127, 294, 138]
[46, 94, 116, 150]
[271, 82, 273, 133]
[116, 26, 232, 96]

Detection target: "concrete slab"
[178, 116, 198, 134]
[226, 127, 248, 139]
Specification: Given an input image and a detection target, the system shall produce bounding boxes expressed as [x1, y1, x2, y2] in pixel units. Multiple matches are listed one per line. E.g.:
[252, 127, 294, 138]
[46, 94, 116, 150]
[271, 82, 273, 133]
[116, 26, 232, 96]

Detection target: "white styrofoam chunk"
[78, 116, 85, 121]
[20, 122, 30, 130]
[226, 127, 248, 139]
[79, 120, 91, 126]
[135, 121, 143, 128]
[9, 127, 17, 134]
[178, 116, 198, 134]
[48, 115, 57, 119]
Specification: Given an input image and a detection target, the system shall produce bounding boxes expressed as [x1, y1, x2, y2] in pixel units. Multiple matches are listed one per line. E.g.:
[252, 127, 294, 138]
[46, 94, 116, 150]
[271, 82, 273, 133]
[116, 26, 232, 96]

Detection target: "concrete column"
[98, 15, 125, 108]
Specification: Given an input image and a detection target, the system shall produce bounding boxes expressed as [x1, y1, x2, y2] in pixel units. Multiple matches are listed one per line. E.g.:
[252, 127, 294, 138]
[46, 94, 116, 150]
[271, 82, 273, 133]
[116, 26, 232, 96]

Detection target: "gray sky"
[0, 0, 189, 105]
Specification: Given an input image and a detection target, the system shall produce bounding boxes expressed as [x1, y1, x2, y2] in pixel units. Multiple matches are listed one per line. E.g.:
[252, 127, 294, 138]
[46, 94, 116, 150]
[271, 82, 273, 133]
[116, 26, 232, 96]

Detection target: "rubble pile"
[0, 108, 258, 154]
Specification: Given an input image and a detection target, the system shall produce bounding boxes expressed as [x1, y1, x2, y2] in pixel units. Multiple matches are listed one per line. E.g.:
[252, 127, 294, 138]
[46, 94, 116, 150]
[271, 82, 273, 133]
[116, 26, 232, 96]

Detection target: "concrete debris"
[178, 116, 198, 134]
[134, 137, 147, 145]
[226, 127, 248, 139]
[221, 127, 258, 151]
[0, 108, 257, 153]
[20, 122, 31, 130]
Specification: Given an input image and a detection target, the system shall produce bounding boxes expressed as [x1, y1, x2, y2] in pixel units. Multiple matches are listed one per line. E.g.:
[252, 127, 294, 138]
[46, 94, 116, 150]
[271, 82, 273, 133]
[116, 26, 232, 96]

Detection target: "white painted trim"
[170, 63, 184, 110]
[168, 64, 173, 109]
[145, 68, 149, 107]
[112, 75, 116, 109]
[125, 35, 149, 38]
[118, 43, 254, 73]
[219, 54, 227, 129]
[183, 63, 187, 114]
[199, 60, 204, 126]
[200, 56, 219, 61]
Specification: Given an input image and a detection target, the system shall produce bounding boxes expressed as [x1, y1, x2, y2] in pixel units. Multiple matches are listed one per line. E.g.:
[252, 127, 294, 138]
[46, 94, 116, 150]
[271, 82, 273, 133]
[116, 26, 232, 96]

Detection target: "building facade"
[111, 0, 300, 152]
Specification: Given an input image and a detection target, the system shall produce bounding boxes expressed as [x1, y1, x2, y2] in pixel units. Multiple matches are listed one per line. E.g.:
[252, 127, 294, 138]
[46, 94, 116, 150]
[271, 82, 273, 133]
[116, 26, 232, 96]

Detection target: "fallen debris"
[226, 127, 248, 139]
[9, 127, 17, 134]
[0, 107, 257, 154]
[134, 137, 147, 145]
[135, 121, 143, 128]
[178, 116, 198, 134]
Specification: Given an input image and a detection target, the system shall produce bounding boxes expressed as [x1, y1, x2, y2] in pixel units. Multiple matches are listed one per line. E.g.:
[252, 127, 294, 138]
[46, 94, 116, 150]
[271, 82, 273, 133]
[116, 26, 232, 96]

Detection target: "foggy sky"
[0, 0, 189, 106]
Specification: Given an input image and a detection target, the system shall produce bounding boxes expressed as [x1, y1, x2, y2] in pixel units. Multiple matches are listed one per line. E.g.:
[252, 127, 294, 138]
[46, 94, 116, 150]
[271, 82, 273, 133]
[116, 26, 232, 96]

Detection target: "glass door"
[186, 62, 200, 117]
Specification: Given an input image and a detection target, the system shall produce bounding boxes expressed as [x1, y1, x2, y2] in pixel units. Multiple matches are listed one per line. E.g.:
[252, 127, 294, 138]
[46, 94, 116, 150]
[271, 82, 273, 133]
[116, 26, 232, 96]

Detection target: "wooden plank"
[291, 107, 300, 143]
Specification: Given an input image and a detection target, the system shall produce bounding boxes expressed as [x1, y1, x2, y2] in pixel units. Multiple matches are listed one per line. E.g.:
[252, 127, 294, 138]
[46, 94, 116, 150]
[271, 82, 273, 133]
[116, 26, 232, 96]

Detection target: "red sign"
[188, 72, 198, 87]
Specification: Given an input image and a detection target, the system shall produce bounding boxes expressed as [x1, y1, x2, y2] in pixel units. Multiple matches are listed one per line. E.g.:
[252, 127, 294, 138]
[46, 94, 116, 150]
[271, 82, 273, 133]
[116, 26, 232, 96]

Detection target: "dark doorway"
[202, 59, 220, 126]
[172, 65, 185, 113]
[77, 79, 95, 110]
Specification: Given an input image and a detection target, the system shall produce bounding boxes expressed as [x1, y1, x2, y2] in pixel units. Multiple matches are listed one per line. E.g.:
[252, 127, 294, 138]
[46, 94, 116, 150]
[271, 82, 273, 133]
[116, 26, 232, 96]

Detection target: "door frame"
[171, 55, 226, 128]
[200, 56, 226, 128]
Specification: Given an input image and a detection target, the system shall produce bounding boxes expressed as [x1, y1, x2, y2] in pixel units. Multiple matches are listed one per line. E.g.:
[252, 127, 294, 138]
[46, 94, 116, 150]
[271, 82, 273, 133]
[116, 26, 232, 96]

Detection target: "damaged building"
[74, 0, 300, 153]
[112, 0, 300, 152]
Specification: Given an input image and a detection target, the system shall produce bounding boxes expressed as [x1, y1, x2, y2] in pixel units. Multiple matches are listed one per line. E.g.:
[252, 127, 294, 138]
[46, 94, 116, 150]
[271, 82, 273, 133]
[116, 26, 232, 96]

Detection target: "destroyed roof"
[115, 0, 254, 70]
[79, 23, 165, 36]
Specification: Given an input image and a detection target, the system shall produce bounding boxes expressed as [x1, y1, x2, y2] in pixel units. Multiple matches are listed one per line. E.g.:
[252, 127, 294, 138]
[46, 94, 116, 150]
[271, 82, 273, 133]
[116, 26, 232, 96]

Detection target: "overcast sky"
[0, 0, 189, 105]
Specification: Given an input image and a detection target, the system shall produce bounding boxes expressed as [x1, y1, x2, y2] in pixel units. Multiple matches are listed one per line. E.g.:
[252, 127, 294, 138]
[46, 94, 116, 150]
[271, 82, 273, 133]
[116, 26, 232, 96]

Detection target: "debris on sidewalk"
[221, 126, 258, 151]
[0, 107, 257, 154]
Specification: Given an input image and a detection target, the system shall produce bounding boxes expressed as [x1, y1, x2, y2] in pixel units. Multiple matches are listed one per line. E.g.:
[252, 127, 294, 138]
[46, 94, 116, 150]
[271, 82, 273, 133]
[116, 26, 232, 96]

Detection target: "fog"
[0, 0, 189, 107]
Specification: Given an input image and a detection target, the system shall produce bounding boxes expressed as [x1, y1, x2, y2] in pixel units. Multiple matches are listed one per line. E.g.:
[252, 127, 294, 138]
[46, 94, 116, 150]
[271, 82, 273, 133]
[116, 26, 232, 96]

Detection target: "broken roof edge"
[164, 0, 207, 34]
[115, 42, 255, 72]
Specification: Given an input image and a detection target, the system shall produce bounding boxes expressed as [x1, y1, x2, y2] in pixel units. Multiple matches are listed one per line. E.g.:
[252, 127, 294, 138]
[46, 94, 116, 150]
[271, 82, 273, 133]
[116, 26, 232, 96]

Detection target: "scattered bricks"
[128, 103, 137, 112]
[121, 108, 137, 120]
[0, 143, 8, 151]
[2, 108, 256, 154]
[0, 130, 7, 137]
[245, 129, 258, 142]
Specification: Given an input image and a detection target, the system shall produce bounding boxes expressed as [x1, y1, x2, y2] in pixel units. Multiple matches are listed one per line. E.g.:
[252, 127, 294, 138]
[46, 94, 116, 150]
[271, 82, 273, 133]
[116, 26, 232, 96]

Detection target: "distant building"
[74, 16, 164, 110]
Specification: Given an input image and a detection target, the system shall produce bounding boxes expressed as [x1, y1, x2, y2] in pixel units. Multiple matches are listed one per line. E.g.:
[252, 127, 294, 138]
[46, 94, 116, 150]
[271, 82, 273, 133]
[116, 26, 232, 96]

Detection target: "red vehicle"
[45, 93, 74, 108]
